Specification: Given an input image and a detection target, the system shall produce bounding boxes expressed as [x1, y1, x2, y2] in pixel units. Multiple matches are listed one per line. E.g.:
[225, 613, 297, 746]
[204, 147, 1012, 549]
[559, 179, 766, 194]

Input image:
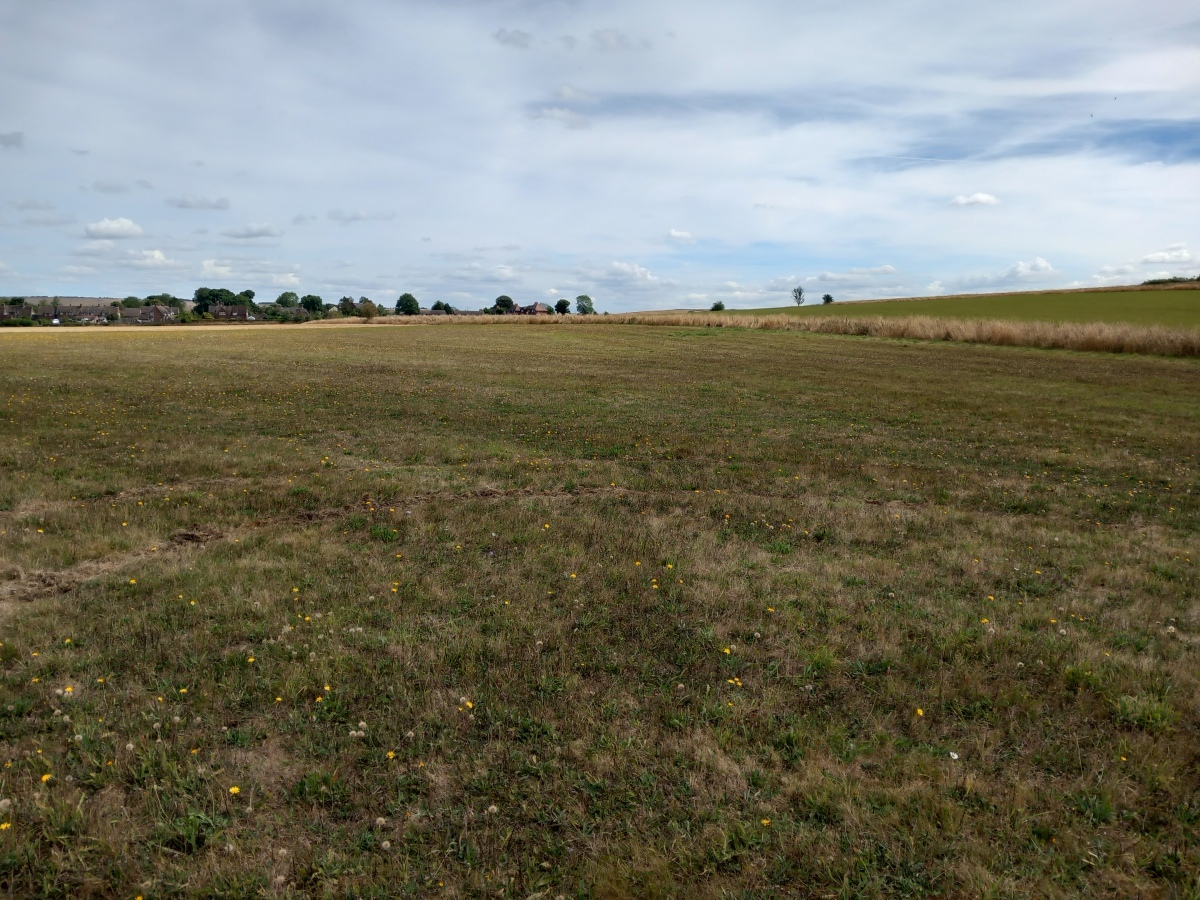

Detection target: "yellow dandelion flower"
[247, 657, 255, 663]
[386, 750, 395, 760]
[40, 773, 52, 783]
[916, 708, 924, 716]
[229, 786, 240, 795]
[129, 578, 135, 584]
[179, 688, 187, 694]
[0, 823, 9, 830]
[722, 647, 731, 654]
[980, 618, 989, 624]
[761, 818, 771, 826]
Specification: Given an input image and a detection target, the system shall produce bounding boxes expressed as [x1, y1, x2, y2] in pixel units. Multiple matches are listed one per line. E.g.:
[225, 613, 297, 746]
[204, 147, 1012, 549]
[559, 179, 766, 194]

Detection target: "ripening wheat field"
[0, 323, 1197, 898]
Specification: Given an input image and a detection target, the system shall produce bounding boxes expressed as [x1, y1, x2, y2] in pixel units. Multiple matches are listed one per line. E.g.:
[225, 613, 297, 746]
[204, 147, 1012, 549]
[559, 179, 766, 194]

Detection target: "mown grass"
[731, 287, 1200, 329]
[0, 325, 1197, 898]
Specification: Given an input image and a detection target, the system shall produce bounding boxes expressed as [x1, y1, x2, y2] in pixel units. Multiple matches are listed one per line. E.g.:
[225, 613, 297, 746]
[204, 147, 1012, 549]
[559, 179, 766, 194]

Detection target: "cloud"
[493, 28, 532, 49]
[951, 193, 999, 206]
[591, 29, 645, 52]
[128, 249, 185, 270]
[530, 107, 589, 129]
[93, 180, 129, 194]
[23, 212, 75, 227]
[135, 179, 154, 190]
[0, 132, 23, 149]
[796, 265, 901, 290]
[84, 217, 143, 239]
[667, 229, 695, 243]
[13, 199, 55, 211]
[270, 272, 301, 286]
[946, 257, 1056, 290]
[604, 261, 663, 284]
[328, 209, 396, 225]
[200, 259, 235, 278]
[222, 223, 284, 239]
[292, 214, 316, 225]
[1141, 243, 1192, 264]
[167, 195, 230, 210]
[555, 86, 590, 103]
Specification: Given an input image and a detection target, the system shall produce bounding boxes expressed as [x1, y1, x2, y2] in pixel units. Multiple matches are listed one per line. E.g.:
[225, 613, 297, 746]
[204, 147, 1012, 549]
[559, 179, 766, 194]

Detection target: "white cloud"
[84, 217, 143, 239]
[606, 261, 662, 284]
[93, 180, 129, 194]
[667, 229, 694, 243]
[1141, 243, 1192, 264]
[129, 249, 185, 269]
[945, 257, 1056, 290]
[951, 193, 1000, 206]
[555, 85, 590, 103]
[270, 272, 301, 286]
[494, 28, 532, 49]
[166, 195, 230, 210]
[201, 259, 235, 278]
[12, 199, 54, 211]
[328, 209, 396, 225]
[530, 107, 590, 129]
[222, 223, 284, 239]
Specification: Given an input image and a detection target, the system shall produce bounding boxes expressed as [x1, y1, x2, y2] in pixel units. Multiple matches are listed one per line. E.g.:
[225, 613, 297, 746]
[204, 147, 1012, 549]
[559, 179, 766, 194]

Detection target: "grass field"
[733, 288, 1200, 329]
[1, 325, 1198, 898]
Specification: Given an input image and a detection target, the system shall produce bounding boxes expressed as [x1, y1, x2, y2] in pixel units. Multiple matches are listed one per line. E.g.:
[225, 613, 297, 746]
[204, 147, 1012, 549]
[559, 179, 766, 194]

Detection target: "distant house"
[209, 305, 248, 321]
[0, 304, 33, 321]
[418, 308, 447, 316]
[516, 302, 552, 316]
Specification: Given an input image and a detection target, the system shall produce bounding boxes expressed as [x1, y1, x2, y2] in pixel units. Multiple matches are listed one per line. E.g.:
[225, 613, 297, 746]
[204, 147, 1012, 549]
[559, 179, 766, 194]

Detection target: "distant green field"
[735, 288, 1200, 328]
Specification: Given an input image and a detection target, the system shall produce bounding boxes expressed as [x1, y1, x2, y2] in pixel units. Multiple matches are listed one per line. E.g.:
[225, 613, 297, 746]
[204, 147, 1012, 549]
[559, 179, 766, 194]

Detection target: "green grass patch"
[0, 324, 1196, 896]
[734, 287, 1200, 328]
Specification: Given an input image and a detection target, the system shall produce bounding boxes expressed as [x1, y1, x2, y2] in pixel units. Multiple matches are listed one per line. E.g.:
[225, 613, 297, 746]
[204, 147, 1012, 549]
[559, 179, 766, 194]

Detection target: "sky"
[1, 0, 1198, 311]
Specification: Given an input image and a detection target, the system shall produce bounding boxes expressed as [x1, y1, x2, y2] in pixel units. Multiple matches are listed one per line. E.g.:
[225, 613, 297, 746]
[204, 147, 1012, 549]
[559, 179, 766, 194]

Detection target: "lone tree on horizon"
[395, 293, 419, 315]
[822, 293, 834, 304]
[792, 286, 805, 306]
[575, 294, 595, 315]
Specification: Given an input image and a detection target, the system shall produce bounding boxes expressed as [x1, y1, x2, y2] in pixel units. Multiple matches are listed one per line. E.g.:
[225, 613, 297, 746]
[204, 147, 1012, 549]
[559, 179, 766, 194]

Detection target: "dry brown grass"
[411, 310, 1200, 356]
[0, 325, 1196, 897]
